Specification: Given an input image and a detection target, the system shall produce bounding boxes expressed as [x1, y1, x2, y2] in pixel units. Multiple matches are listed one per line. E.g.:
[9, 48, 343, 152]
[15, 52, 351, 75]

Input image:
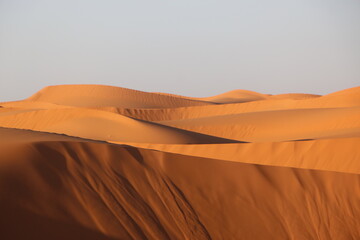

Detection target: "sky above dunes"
[0, 0, 359, 101]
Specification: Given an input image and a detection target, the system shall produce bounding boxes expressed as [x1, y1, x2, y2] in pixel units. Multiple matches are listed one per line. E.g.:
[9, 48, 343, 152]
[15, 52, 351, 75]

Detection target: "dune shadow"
[0, 201, 116, 240]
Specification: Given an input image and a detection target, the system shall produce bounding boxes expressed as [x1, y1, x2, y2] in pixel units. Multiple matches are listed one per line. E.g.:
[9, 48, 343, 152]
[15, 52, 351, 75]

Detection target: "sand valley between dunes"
[0, 84, 360, 239]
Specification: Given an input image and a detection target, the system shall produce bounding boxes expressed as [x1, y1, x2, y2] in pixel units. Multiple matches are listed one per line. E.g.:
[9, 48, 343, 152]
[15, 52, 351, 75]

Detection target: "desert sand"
[0, 84, 359, 239]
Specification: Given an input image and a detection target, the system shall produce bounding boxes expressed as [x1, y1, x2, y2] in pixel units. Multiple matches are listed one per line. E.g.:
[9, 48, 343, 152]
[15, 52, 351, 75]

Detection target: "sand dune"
[0, 127, 97, 143]
[2, 140, 360, 239]
[269, 93, 321, 99]
[0, 108, 235, 144]
[0, 84, 359, 239]
[126, 137, 360, 174]
[85, 86, 360, 122]
[157, 107, 360, 142]
[27, 84, 212, 108]
[197, 89, 269, 103]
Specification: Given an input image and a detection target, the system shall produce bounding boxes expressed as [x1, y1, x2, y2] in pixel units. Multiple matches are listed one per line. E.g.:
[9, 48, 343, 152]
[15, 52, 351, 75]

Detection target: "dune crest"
[0, 84, 359, 239]
[27, 84, 212, 108]
[197, 89, 269, 103]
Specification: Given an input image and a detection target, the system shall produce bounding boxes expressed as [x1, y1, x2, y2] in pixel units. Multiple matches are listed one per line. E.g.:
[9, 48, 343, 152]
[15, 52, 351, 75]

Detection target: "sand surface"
[0, 85, 359, 239]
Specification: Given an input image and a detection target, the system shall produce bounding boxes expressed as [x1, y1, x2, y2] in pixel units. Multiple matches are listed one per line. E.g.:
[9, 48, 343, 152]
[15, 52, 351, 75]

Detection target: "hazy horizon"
[1, 0, 359, 101]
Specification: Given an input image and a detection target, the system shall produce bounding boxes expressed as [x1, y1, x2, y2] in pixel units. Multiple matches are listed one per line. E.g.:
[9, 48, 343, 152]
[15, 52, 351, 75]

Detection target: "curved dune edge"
[0, 108, 237, 144]
[1, 86, 359, 123]
[1, 126, 359, 174]
[121, 137, 360, 174]
[90, 86, 360, 121]
[1, 140, 360, 239]
[0, 127, 102, 143]
[268, 93, 321, 99]
[1, 104, 358, 143]
[27, 84, 214, 108]
[196, 89, 270, 103]
[156, 107, 360, 142]
[153, 89, 270, 104]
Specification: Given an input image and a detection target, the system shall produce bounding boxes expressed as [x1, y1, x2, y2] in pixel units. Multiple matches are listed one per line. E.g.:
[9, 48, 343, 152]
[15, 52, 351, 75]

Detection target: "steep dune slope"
[1, 140, 360, 239]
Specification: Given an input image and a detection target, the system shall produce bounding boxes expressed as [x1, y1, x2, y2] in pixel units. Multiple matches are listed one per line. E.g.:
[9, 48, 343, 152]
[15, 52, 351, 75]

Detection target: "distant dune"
[1, 85, 360, 239]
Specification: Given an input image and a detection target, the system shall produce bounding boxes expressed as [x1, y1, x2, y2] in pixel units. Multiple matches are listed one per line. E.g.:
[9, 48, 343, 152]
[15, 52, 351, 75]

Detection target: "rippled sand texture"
[0, 85, 359, 239]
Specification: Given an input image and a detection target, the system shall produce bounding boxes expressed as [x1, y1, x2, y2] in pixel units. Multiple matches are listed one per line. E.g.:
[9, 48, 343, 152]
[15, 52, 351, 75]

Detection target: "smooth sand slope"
[27, 84, 213, 108]
[157, 107, 360, 142]
[0, 84, 359, 240]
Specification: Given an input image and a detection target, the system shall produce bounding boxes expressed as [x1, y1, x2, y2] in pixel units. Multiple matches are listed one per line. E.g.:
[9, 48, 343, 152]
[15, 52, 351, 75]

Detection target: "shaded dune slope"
[1, 140, 360, 239]
[1, 84, 360, 239]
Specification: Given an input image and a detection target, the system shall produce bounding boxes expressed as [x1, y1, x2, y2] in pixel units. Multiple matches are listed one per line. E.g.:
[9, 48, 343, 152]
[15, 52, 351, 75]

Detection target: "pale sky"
[0, 0, 359, 101]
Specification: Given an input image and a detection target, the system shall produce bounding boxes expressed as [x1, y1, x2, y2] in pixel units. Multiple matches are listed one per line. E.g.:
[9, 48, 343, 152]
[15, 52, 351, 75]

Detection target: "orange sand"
[0, 85, 359, 239]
